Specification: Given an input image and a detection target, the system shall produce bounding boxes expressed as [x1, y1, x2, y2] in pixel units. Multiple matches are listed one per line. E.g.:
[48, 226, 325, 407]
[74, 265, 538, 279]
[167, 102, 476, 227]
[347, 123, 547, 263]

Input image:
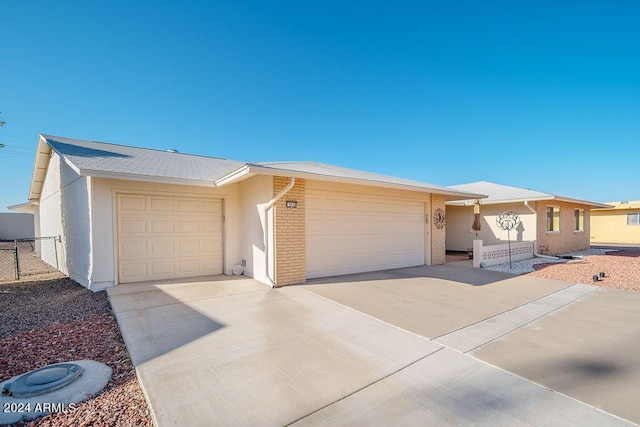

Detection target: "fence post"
[13, 240, 20, 280]
[53, 236, 59, 269]
[473, 239, 483, 268]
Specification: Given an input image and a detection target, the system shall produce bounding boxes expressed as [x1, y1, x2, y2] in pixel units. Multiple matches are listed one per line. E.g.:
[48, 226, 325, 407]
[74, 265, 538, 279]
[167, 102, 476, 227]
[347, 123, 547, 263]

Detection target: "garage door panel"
[119, 195, 146, 211]
[176, 199, 199, 212]
[201, 239, 222, 254]
[149, 197, 174, 211]
[120, 262, 148, 282]
[202, 219, 221, 233]
[307, 190, 425, 279]
[177, 259, 201, 274]
[178, 240, 201, 254]
[119, 240, 147, 257]
[149, 240, 175, 256]
[201, 200, 222, 213]
[149, 261, 176, 276]
[119, 218, 146, 233]
[149, 219, 175, 233]
[177, 219, 199, 233]
[117, 194, 223, 283]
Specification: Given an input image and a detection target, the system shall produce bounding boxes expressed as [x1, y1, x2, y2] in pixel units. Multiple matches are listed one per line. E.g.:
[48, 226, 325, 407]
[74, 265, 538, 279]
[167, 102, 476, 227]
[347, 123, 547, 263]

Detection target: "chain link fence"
[0, 237, 60, 281]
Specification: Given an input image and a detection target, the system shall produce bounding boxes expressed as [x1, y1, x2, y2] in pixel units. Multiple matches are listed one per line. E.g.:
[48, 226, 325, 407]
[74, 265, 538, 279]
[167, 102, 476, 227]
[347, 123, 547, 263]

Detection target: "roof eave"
[27, 135, 53, 202]
[214, 164, 252, 186]
[218, 164, 486, 199]
[446, 196, 553, 206]
[8, 202, 37, 213]
[82, 169, 217, 187]
[551, 196, 612, 209]
[447, 195, 611, 209]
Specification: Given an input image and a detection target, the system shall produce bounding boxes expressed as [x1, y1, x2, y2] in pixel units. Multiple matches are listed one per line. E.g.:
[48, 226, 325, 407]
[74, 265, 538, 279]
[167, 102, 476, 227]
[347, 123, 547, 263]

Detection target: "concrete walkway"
[434, 283, 599, 352]
[108, 271, 634, 426]
[474, 288, 640, 425]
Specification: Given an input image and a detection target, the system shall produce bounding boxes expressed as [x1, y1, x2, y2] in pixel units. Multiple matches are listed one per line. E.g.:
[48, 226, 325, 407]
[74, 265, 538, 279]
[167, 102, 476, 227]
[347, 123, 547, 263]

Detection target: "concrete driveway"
[108, 268, 636, 426]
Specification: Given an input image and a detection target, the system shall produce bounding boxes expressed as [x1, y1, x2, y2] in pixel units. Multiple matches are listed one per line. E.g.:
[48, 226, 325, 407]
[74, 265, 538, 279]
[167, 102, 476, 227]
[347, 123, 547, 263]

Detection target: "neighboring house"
[0, 212, 34, 240]
[590, 201, 640, 245]
[446, 181, 609, 256]
[14, 134, 482, 291]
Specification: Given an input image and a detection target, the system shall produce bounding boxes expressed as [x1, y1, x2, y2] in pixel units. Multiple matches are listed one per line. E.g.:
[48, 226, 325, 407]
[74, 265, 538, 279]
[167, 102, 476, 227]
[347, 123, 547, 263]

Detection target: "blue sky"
[2, 1, 639, 211]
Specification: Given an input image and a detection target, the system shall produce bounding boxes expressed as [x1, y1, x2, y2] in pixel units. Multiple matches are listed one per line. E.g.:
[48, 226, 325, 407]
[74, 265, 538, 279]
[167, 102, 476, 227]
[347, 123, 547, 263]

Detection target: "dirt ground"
[528, 247, 640, 292]
[0, 241, 59, 282]
[0, 277, 152, 426]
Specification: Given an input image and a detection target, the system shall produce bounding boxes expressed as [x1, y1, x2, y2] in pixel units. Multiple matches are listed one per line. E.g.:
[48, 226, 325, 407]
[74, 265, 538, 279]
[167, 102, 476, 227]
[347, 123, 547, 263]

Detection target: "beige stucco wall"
[536, 200, 590, 254]
[239, 175, 274, 281]
[446, 203, 537, 252]
[91, 178, 242, 289]
[591, 209, 640, 244]
[272, 176, 306, 286]
[38, 153, 92, 287]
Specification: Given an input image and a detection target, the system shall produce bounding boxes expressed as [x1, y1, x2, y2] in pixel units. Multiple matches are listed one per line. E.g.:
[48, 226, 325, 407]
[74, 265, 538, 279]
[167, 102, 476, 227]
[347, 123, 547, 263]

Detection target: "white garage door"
[117, 194, 223, 283]
[306, 190, 427, 279]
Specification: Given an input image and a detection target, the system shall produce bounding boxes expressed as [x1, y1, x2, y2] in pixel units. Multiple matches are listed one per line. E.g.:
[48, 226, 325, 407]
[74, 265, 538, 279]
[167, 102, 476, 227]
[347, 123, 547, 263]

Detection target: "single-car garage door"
[306, 189, 428, 279]
[117, 193, 223, 283]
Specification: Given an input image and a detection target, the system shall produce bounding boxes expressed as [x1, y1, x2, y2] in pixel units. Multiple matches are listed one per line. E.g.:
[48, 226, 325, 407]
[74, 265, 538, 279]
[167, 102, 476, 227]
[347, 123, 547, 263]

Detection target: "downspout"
[524, 201, 558, 260]
[263, 177, 296, 287]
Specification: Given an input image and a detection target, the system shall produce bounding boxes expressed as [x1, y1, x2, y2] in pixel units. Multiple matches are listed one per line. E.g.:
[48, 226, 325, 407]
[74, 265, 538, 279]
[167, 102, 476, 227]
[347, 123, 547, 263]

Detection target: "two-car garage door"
[117, 194, 223, 283]
[306, 189, 429, 279]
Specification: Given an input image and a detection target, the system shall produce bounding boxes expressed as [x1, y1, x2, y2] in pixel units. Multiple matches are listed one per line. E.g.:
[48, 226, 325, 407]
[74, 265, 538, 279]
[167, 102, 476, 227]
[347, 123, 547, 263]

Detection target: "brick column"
[431, 194, 446, 265]
[273, 176, 306, 286]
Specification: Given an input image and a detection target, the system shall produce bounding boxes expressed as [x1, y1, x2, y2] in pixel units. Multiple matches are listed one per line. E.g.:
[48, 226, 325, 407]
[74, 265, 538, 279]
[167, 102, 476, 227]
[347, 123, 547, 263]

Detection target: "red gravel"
[0, 277, 152, 426]
[528, 249, 640, 292]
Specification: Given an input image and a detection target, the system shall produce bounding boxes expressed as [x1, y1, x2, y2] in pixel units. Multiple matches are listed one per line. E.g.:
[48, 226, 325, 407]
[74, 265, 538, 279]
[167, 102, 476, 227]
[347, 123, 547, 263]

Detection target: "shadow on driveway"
[306, 264, 517, 287]
[473, 288, 640, 425]
[107, 275, 265, 365]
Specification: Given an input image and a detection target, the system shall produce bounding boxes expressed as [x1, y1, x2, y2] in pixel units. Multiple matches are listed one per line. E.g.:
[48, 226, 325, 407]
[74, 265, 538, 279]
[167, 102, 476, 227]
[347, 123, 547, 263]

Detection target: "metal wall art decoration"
[433, 208, 446, 230]
[496, 211, 521, 269]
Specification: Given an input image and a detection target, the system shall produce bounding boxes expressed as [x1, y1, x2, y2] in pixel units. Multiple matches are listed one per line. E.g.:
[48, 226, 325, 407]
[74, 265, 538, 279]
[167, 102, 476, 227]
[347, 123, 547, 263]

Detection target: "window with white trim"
[574, 209, 584, 231]
[627, 213, 640, 226]
[546, 206, 560, 232]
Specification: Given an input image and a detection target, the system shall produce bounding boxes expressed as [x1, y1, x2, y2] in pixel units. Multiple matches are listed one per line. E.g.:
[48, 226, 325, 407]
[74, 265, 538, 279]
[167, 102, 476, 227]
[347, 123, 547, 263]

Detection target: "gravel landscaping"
[485, 247, 640, 292]
[0, 277, 152, 426]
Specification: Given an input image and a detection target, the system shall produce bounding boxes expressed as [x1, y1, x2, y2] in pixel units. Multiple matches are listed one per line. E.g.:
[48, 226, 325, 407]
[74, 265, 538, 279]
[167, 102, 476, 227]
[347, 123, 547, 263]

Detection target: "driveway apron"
[108, 271, 633, 426]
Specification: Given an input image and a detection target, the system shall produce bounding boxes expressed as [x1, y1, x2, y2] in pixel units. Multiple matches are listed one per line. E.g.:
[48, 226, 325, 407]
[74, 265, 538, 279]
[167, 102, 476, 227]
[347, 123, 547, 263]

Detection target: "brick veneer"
[272, 176, 306, 286]
[535, 200, 590, 254]
[431, 194, 446, 265]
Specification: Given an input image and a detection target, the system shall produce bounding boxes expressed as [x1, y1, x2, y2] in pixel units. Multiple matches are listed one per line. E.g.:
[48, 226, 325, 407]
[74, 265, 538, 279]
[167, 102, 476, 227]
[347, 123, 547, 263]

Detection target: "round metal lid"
[2, 363, 83, 398]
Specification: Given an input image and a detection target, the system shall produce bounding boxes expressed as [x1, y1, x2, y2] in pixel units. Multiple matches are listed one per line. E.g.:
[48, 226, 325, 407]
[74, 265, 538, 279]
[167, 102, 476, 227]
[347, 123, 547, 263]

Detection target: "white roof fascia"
[218, 164, 486, 200]
[8, 202, 37, 213]
[214, 164, 253, 186]
[551, 196, 611, 209]
[447, 196, 553, 206]
[78, 169, 217, 187]
[447, 195, 611, 209]
[28, 136, 53, 202]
